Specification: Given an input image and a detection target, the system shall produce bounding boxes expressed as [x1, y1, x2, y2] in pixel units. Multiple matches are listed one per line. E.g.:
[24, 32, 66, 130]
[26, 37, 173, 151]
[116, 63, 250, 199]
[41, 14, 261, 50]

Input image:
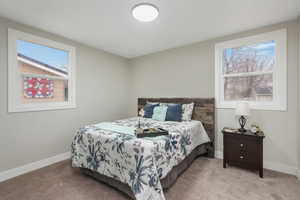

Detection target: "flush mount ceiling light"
[132, 3, 159, 22]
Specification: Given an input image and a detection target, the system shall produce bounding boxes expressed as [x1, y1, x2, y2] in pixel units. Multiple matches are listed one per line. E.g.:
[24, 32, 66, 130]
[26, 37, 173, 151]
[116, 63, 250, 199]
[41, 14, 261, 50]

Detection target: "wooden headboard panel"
[138, 98, 215, 157]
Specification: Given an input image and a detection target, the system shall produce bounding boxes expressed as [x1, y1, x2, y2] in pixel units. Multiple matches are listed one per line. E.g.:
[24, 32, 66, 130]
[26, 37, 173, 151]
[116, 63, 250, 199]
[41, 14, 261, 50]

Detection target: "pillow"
[166, 104, 182, 122]
[152, 106, 168, 121]
[182, 103, 194, 121]
[138, 108, 145, 117]
[143, 104, 159, 118]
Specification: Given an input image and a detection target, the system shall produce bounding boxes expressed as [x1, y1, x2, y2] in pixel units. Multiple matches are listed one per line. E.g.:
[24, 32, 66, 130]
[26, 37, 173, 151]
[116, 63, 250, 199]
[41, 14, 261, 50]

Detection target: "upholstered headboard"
[137, 98, 215, 157]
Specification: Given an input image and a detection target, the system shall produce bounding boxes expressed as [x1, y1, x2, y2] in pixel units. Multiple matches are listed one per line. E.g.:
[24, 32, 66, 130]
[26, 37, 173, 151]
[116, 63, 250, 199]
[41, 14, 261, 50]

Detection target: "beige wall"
[19, 61, 66, 103]
[0, 17, 131, 172]
[129, 20, 299, 174]
[298, 16, 300, 172]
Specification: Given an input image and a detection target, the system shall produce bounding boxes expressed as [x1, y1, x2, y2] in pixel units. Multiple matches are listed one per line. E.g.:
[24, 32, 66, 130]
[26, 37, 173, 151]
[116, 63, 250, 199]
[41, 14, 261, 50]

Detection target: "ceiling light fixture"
[132, 3, 159, 22]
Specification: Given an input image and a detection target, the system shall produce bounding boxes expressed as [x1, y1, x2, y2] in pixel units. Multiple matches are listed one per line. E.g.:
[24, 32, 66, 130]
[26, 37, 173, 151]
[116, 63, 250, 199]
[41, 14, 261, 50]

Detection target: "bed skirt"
[80, 143, 209, 199]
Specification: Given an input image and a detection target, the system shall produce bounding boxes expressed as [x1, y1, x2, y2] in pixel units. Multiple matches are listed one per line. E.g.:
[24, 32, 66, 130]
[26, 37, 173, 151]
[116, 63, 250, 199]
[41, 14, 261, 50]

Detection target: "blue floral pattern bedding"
[71, 117, 210, 200]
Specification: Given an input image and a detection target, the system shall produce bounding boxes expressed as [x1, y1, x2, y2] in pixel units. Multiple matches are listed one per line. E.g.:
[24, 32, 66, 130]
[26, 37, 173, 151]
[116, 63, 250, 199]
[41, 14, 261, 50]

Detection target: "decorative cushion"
[138, 108, 145, 117]
[152, 106, 168, 121]
[166, 104, 182, 122]
[182, 103, 194, 121]
[143, 104, 159, 118]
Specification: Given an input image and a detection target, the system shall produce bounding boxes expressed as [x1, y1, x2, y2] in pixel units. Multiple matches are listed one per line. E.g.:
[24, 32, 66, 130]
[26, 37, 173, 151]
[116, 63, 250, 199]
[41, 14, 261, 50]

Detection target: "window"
[8, 29, 76, 112]
[215, 29, 287, 110]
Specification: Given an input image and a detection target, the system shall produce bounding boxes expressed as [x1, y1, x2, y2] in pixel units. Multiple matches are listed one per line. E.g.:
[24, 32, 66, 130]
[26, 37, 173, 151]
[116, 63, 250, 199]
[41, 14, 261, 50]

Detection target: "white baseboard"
[264, 161, 298, 176]
[0, 151, 70, 182]
[214, 151, 298, 176]
[215, 151, 223, 159]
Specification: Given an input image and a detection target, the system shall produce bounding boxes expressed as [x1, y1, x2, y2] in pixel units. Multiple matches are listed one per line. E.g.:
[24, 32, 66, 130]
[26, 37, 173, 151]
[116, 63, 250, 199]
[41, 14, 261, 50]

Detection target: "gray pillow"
[143, 104, 159, 118]
[159, 102, 194, 121]
[165, 104, 182, 122]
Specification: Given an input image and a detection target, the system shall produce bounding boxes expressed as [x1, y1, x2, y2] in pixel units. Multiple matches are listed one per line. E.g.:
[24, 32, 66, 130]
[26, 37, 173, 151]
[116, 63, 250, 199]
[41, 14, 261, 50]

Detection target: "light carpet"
[0, 158, 299, 200]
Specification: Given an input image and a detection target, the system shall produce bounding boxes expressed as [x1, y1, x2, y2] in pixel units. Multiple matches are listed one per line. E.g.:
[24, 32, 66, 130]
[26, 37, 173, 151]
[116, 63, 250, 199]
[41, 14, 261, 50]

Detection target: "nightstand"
[222, 129, 265, 178]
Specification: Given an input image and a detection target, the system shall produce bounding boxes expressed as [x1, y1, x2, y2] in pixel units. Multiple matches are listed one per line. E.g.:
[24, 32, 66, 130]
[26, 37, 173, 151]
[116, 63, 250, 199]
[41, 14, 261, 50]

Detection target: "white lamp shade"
[235, 102, 250, 116]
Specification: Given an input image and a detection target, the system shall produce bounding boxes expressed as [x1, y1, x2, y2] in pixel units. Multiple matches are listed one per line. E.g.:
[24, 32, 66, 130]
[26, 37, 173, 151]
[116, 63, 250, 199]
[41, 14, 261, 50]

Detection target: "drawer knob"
[240, 156, 244, 159]
[240, 143, 244, 147]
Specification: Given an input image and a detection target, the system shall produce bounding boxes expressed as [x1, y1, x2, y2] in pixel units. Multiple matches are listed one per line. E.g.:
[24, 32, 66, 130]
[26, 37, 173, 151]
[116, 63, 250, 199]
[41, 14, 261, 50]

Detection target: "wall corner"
[298, 15, 300, 176]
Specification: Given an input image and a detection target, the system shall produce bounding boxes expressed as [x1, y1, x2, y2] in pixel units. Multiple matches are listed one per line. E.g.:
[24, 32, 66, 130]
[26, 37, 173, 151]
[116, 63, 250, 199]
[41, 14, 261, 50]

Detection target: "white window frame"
[215, 29, 287, 111]
[8, 28, 76, 112]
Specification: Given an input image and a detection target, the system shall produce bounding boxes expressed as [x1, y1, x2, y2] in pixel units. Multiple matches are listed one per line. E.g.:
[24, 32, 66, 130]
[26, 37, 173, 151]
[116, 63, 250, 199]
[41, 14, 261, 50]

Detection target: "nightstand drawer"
[224, 135, 260, 163]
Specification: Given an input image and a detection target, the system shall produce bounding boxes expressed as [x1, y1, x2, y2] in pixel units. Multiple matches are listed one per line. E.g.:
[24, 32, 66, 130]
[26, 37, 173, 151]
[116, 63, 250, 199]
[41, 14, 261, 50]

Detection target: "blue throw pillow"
[166, 104, 182, 122]
[152, 106, 168, 121]
[143, 104, 159, 118]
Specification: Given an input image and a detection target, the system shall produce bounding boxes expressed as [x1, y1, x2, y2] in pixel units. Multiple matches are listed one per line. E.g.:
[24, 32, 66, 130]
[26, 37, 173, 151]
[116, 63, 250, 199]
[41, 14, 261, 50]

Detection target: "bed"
[71, 98, 215, 200]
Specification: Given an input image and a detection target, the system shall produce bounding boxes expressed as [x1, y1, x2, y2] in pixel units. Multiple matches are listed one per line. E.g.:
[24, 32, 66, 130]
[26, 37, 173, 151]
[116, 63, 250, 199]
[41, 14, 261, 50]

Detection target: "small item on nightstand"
[222, 127, 238, 133]
[250, 123, 261, 134]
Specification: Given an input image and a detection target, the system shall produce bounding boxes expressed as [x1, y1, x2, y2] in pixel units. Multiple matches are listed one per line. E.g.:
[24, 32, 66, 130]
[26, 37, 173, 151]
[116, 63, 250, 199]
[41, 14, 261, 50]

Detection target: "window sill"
[8, 102, 76, 113]
[216, 101, 287, 111]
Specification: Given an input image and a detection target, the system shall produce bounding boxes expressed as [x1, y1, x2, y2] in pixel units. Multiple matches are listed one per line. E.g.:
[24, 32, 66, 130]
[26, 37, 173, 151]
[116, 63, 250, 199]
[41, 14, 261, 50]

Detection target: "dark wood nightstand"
[222, 129, 265, 178]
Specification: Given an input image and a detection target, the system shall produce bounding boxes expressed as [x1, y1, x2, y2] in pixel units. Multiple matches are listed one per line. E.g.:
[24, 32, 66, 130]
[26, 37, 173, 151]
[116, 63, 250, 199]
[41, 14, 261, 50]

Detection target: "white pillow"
[138, 108, 145, 117]
[182, 103, 194, 121]
[152, 105, 168, 121]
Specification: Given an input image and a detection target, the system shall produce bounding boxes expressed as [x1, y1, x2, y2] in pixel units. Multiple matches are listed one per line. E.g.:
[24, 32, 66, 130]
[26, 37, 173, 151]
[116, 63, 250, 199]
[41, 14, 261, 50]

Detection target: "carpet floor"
[0, 158, 299, 200]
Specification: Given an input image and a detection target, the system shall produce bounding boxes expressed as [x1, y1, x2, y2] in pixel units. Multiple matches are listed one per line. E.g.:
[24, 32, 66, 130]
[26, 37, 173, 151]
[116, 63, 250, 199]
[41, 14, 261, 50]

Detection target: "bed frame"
[80, 98, 215, 199]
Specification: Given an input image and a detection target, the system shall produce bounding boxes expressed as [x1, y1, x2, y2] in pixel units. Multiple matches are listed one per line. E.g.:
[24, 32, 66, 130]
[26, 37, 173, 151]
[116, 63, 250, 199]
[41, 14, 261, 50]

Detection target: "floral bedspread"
[71, 117, 210, 200]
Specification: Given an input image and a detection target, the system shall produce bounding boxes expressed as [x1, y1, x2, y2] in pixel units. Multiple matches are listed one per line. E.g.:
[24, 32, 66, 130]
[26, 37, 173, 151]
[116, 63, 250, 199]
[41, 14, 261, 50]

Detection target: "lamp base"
[238, 116, 247, 133]
[238, 128, 247, 133]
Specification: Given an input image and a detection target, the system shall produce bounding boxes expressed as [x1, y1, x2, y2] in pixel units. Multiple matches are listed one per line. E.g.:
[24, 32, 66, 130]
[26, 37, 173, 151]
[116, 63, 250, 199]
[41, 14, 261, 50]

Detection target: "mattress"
[71, 117, 210, 200]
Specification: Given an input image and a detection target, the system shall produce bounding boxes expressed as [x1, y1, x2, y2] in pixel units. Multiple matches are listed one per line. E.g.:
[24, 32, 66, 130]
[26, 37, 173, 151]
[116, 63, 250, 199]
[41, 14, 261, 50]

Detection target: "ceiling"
[0, 0, 299, 58]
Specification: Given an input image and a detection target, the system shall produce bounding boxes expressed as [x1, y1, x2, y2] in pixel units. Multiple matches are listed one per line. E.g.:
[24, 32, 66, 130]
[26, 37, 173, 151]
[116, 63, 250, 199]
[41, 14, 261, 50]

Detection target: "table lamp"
[235, 102, 250, 132]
